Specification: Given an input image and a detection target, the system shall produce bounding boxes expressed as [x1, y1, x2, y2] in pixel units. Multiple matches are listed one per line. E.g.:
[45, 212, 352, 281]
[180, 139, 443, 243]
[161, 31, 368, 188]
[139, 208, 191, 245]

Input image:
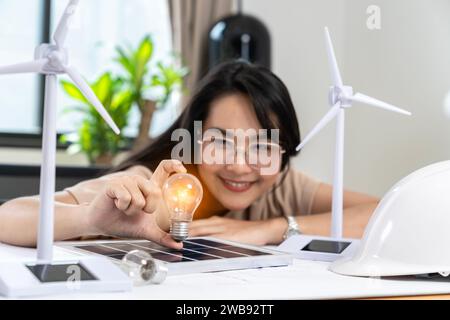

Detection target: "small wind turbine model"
[0, 0, 131, 297]
[279, 27, 411, 262]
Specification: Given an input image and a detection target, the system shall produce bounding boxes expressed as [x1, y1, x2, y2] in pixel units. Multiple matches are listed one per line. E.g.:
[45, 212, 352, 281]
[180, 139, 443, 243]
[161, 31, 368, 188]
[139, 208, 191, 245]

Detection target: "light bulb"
[162, 173, 203, 242]
[120, 250, 168, 285]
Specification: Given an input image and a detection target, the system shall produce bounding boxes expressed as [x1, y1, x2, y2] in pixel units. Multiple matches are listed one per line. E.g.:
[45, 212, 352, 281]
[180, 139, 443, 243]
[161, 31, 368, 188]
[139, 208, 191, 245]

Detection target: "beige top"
[65, 166, 321, 220]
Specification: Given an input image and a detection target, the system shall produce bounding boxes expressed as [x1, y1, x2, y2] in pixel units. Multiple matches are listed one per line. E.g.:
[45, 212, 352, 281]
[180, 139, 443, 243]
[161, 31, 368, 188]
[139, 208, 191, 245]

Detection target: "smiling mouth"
[220, 177, 255, 192]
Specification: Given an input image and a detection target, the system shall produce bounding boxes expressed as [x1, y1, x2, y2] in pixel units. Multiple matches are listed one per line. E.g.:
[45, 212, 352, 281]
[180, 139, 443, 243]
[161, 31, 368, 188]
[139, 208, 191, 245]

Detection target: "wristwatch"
[283, 216, 301, 240]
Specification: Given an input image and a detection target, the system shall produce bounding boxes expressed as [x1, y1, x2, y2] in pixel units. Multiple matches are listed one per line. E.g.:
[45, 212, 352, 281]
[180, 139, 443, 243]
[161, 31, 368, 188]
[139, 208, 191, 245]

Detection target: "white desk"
[1, 243, 450, 300]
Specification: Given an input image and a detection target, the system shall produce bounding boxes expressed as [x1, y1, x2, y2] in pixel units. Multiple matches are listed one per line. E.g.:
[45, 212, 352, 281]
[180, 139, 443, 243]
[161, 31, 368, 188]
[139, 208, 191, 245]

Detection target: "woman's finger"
[140, 223, 183, 250]
[124, 175, 163, 214]
[150, 159, 187, 188]
[134, 175, 155, 197]
[159, 232, 184, 249]
[122, 179, 146, 216]
[106, 182, 132, 211]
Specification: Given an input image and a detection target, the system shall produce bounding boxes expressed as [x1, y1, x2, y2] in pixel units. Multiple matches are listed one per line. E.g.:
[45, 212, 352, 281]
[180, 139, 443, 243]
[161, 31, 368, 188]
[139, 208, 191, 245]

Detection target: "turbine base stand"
[277, 234, 360, 263]
[0, 256, 131, 298]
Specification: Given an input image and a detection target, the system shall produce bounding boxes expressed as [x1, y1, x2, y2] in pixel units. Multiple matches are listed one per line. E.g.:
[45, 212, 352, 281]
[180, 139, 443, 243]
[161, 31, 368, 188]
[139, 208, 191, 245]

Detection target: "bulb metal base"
[170, 220, 190, 242]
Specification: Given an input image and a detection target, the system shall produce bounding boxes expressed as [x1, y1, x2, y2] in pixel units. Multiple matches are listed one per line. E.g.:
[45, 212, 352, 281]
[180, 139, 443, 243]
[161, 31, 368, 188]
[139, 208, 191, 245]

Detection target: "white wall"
[244, 0, 450, 197]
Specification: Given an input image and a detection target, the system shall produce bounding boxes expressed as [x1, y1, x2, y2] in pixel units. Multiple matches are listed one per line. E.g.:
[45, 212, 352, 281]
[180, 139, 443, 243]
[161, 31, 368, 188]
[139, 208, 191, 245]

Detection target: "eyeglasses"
[197, 136, 286, 170]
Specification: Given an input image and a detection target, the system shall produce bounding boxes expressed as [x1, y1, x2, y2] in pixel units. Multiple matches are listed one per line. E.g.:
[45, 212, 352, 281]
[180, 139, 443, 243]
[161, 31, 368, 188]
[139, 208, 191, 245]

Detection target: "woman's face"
[197, 93, 282, 211]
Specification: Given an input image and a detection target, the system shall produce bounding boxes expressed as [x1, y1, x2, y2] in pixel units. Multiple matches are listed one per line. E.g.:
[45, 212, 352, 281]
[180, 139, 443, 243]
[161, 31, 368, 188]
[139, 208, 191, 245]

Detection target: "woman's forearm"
[299, 201, 378, 238]
[0, 197, 92, 247]
[265, 201, 379, 244]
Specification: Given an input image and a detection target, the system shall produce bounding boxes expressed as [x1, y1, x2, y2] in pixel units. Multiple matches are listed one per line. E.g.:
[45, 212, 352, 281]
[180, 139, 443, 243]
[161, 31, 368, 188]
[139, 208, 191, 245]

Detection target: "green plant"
[115, 35, 188, 150]
[151, 60, 188, 106]
[60, 35, 188, 164]
[60, 72, 133, 165]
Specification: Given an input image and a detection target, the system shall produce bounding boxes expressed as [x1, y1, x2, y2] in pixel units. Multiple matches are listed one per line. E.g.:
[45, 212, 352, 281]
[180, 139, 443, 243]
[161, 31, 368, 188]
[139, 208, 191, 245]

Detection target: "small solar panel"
[59, 237, 292, 275]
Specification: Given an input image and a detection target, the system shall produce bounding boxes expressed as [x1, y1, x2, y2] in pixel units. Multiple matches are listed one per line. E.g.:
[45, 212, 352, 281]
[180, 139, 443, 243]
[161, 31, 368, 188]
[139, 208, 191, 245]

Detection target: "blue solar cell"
[75, 238, 273, 264]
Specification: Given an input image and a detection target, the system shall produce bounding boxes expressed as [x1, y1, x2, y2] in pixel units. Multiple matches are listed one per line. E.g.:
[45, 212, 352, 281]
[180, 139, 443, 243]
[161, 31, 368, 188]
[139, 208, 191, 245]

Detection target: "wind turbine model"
[0, 0, 131, 297]
[278, 27, 411, 262]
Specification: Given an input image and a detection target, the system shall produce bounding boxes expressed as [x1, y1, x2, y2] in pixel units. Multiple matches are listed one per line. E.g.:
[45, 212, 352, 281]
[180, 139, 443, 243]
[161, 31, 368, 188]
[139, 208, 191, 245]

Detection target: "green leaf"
[60, 80, 87, 103]
[135, 35, 153, 71]
[133, 35, 153, 86]
[111, 90, 132, 111]
[151, 75, 163, 87]
[92, 73, 112, 104]
[115, 46, 134, 75]
[150, 61, 188, 107]
[59, 134, 68, 144]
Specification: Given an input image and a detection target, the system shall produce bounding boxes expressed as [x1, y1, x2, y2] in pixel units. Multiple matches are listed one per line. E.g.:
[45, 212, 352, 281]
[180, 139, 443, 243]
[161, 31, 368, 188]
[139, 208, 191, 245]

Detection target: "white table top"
[1, 242, 450, 300]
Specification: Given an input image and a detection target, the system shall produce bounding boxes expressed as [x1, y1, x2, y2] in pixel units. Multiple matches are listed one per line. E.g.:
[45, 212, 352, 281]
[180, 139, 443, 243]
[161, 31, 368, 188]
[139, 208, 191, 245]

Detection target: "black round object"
[208, 13, 271, 70]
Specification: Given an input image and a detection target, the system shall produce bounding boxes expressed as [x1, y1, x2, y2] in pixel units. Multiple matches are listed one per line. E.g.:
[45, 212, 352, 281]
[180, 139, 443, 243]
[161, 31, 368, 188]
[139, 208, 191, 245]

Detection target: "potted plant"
[60, 35, 188, 165]
[115, 35, 188, 151]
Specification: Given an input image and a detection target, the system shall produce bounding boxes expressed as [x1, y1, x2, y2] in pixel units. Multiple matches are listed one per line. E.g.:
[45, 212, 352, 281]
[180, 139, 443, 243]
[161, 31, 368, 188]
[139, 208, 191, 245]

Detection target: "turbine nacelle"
[329, 85, 353, 108]
[34, 44, 69, 74]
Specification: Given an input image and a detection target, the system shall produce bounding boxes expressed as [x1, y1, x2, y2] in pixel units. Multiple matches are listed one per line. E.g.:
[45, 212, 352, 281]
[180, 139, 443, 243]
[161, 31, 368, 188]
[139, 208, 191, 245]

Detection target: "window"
[0, 0, 177, 144]
[0, 0, 44, 134]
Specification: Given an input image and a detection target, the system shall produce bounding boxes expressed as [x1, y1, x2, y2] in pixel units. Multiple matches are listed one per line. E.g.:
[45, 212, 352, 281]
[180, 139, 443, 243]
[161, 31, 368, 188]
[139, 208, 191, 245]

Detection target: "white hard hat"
[330, 161, 450, 277]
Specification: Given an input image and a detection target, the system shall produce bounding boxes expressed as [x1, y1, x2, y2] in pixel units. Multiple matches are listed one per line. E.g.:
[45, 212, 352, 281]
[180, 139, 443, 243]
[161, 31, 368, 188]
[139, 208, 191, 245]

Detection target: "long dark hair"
[114, 60, 301, 173]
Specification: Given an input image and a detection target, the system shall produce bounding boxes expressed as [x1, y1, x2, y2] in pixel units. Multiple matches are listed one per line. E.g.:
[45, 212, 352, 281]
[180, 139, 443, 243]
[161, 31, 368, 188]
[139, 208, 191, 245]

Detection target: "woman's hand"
[85, 160, 186, 249]
[189, 216, 276, 246]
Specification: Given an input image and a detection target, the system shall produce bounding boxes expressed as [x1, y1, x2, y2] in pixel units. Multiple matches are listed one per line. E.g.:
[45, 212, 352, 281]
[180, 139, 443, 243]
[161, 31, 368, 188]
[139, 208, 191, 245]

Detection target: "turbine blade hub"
[329, 85, 353, 108]
[34, 44, 68, 74]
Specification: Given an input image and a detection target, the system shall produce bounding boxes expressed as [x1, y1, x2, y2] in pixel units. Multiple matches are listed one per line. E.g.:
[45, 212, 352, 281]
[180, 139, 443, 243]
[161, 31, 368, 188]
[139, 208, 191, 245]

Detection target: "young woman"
[0, 61, 378, 248]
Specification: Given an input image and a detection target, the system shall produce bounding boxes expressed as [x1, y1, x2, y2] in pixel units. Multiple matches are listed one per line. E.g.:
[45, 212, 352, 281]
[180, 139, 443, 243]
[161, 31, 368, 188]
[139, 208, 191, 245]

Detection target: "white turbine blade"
[324, 27, 343, 88]
[64, 66, 120, 134]
[0, 59, 48, 75]
[352, 92, 411, 116]
[53, 0, 80, 48]
[296, 102, 341, 151]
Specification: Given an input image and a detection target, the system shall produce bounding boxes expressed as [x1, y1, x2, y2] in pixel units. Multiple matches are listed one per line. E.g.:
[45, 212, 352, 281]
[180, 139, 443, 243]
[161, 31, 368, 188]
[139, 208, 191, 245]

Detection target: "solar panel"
[58, 237, 292, 275]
